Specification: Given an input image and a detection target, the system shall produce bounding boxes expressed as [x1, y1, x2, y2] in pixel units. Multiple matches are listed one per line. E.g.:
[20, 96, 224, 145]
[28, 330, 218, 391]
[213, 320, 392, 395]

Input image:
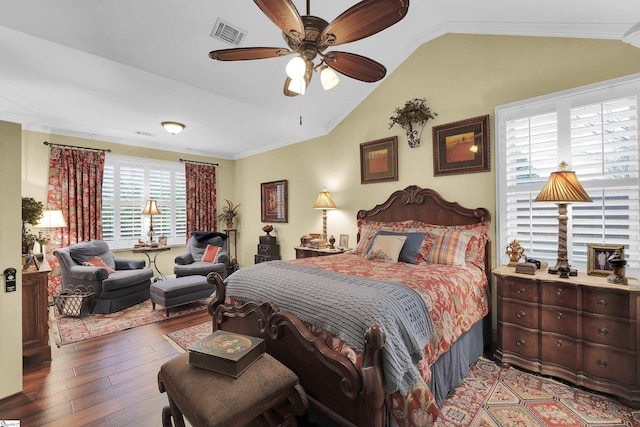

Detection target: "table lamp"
[142, 199, 161, 242]
[534, 161, 592, 276]
[35, 209, 68, 269]
[313, 189, 336, 243]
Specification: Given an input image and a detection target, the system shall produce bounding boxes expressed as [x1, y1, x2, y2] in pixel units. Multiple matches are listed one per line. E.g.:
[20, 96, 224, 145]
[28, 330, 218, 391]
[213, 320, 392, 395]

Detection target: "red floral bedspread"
[289, 253, 490, 427]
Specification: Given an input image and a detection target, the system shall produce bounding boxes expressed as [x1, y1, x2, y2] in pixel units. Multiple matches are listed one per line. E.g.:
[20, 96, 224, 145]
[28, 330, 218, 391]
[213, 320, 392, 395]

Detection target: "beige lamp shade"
[534, 162, 592, 203]
[35, 210, 67, 229]
[142, 199, 161, 215]
[313, 191, 336, 210]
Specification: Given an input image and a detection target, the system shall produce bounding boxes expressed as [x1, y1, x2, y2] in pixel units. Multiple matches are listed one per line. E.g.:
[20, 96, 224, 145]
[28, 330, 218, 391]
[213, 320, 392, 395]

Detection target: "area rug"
[165, 323, 640, 427]
[51, 299, 208, 346]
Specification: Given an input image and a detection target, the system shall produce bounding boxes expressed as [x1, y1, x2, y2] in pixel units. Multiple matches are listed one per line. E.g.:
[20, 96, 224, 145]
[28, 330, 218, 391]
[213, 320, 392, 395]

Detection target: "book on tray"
[187, 330, 266, 378]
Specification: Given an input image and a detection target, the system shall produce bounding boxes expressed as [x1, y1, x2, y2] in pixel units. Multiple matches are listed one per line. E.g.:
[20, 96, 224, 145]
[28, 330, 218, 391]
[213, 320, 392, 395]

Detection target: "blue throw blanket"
[224, 261, 434, 394]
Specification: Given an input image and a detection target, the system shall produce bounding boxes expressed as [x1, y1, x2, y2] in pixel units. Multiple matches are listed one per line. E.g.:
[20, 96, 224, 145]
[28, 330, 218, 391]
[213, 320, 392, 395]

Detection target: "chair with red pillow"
[173, 231, 229, 280]
[53, 240, 154, 314]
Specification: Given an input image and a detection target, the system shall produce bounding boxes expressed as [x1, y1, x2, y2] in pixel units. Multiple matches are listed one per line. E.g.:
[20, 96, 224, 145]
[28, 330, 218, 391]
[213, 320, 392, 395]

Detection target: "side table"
[132, 246, 171, 280]
[294, 246, 347, 259]
[23, 268, 52, 364]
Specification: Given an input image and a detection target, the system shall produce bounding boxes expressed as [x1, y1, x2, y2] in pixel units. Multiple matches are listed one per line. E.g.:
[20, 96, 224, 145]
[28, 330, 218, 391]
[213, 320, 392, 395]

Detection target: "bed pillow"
[353, 220, 414, 255]
[366, 231, 426, 264]
[202, 244, 221, 263]
[426, 229, 474, 266]
[82, 256, 115, 274]
[413, 221, 490, 266]
[364, 235, 407, 263]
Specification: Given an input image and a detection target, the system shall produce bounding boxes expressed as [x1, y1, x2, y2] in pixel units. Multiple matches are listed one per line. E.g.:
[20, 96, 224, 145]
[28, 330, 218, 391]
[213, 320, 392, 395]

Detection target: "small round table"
[132, 246, 171, 280]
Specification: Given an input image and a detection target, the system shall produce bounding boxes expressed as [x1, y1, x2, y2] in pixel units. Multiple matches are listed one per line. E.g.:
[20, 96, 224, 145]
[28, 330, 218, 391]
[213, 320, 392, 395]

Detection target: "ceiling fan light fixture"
[287, 77, 306, 95]
[320, 65, 340, 90]
[161, 121, 185, 135]
[285, 56, 306, 79]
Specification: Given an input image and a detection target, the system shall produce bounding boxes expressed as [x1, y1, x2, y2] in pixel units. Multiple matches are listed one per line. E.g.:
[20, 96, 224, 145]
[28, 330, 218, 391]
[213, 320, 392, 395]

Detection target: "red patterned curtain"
[185, 162, 217, 239]
[45, 146, 106, 295]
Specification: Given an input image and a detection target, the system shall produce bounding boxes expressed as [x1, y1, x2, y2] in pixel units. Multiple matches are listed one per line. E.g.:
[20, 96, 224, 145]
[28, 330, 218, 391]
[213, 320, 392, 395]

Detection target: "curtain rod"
[179, 158, 219, 167]
[43, 141, 111, 153]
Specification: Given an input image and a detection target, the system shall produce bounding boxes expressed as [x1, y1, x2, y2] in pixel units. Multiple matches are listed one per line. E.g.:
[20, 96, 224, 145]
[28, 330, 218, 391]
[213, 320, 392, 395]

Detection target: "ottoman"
[150, 275, 212, 316]
[158, 352, 308, 427]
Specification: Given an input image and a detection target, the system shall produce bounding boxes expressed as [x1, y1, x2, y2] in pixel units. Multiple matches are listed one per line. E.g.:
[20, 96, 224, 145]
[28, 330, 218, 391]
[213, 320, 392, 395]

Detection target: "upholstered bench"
[158, 352, 307, 427]
[150, 275, 212, 316]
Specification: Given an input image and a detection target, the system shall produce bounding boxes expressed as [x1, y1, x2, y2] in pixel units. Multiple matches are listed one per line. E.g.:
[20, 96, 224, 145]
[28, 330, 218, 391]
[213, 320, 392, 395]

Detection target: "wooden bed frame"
[208, 185, 491, 427]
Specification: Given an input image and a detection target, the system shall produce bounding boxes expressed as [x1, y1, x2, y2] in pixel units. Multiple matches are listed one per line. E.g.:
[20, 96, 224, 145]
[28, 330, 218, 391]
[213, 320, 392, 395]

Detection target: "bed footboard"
[208, 272, 386, 427]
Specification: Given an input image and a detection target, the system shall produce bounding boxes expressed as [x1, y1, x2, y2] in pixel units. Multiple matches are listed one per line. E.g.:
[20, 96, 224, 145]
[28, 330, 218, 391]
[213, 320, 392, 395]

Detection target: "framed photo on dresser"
[587, 243, 624, 276]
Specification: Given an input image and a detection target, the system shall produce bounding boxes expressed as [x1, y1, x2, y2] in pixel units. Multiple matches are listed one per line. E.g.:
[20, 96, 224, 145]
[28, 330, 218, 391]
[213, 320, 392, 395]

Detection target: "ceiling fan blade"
[318, 0, 409, 49]
[254, 0, 305, 43]
[209, 47, 292, 61]
[324, 51, 386, 83]
[284, 60, 313, 97]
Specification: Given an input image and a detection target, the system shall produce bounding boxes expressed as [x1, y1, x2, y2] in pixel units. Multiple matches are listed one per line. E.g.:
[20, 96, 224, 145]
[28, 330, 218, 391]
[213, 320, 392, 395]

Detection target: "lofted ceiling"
[0, 0, 637, 159]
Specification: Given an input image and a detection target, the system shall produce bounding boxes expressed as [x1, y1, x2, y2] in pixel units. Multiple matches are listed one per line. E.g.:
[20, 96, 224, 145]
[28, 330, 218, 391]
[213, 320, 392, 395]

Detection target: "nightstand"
[493, 265, 640, 408]
[294, 246, 346, 259]
[255, 235, 280, 264]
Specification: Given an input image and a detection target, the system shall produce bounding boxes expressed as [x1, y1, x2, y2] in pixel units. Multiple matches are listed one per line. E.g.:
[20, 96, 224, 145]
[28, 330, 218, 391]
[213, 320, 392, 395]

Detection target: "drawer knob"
[598, 299, 607, 307]
[516, 338, 525, 347]
[598, 326, 608, 336]
[516, 311, 525, 319]
[557, 340, 562, 347]
[557, 312, 563, 320]
[597, 359, 608, 368]
[516, 288, 525, 295]
[557, 288, 563, 296]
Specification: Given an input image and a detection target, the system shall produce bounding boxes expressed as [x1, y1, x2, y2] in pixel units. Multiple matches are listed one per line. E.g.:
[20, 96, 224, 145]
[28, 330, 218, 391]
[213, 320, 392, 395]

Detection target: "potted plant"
[389, 98, 437, 148]
[22, 197, 46, 255]
[217, 199, 241, 230]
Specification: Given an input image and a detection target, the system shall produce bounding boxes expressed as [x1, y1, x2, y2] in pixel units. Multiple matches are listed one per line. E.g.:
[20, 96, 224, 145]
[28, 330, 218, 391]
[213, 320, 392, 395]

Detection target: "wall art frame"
[432, 114, 490, 177]
[587, 243, 624, 276]
[261, 179, 288, 223]
[360, 136, 398, 184]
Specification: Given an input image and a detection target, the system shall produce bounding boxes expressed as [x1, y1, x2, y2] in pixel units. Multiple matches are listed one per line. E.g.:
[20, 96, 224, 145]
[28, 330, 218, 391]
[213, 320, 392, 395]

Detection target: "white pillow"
[365, 235, 407, 263]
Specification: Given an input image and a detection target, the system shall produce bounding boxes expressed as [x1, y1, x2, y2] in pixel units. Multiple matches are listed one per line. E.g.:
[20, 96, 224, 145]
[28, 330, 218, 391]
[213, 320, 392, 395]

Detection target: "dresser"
[294, 246, 346, 259]
[255, 235, 281, 264]
[493, 265, 640, 408]
[22, 268, 51, 364]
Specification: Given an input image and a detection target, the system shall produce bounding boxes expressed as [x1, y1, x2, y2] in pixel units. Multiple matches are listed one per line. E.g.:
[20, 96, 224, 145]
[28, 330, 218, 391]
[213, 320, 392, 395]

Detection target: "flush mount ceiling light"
[623, 22, 640, 48]
[161, 121, 185, 135]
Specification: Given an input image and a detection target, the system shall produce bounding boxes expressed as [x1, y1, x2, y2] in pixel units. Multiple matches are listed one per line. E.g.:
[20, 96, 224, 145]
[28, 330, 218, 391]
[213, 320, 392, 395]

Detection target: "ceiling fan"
[209, 0, 410, 96]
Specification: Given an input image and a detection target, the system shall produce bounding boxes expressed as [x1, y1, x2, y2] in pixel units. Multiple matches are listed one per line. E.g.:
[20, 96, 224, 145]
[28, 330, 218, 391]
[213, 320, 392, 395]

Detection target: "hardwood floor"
[0, 309, 212, 427]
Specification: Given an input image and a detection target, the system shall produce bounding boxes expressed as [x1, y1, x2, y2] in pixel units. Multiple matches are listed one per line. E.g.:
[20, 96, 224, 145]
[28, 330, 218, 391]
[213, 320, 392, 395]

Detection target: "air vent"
[210, 18, 247, 47]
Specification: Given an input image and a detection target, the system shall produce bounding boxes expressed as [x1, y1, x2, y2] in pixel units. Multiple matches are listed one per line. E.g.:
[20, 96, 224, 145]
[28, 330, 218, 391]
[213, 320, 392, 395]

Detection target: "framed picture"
[339, 234, 349, 249]
[432, 114, 490, 177]
[587, 244, 624, 276]
[261, 180, 288, 223]
[360, 136, 398, 184]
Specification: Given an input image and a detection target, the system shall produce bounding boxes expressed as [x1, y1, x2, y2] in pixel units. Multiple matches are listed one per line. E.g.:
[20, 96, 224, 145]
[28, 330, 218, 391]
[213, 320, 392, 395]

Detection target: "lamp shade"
[534, 162, 592, 203]
[285, 56, 306, 79]
[161, 121, 185, 135]
[320, 66, 340, 90]
[142, 199, 161, 215]
[35, 210, 67, 229]
[313, 190, 336, 210]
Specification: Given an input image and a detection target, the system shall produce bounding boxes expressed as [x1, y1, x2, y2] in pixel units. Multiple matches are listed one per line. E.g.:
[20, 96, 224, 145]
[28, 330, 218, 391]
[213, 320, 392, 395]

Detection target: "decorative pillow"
[413, 221, 490, 267]
[354, 220, 414, 255]
[366, 231, 427, 264]
[426, 229, 474, 266]
[82, 256, 115, 274]
[364, 235, 407, 263]
[202, 244, 220, 263]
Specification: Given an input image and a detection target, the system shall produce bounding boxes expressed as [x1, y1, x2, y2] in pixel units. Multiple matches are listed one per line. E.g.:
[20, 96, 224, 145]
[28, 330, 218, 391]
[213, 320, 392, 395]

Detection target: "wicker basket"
[53, 287, 96, 317]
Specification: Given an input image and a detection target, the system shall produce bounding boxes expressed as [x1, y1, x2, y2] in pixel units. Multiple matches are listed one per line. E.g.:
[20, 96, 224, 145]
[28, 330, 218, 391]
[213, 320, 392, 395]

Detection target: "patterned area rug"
[436, 357, 640, 426]
[166, 323, 640, 427]
[51, 299, 208, 346]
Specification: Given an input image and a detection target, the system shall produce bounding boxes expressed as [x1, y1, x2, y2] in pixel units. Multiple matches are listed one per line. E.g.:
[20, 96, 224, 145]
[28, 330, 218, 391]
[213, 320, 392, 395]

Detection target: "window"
[102, 155, 186, 249]
[497, 74, 640, 276]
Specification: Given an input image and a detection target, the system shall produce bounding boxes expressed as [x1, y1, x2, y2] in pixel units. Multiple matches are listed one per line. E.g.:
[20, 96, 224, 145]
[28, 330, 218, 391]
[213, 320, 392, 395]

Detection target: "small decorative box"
[515, 262, 537, 275]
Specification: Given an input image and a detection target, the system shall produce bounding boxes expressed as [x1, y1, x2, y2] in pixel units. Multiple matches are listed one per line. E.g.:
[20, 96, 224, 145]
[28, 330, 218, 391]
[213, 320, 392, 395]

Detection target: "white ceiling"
[0, 0, 637, 159]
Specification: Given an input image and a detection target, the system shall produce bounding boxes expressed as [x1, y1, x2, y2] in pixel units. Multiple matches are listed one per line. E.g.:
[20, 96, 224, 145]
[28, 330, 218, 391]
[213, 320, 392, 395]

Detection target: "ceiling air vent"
[210, 18, 247, 47]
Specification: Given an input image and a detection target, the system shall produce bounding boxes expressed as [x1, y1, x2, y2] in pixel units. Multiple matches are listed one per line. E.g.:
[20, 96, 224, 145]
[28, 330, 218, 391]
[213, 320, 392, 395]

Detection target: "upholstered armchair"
[53, 240, 154, 314]
[174, 231, 229, 279]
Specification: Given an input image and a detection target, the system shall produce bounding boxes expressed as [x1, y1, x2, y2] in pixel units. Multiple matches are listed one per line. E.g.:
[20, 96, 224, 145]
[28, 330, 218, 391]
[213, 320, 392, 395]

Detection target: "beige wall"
[234, 34, 640, 267]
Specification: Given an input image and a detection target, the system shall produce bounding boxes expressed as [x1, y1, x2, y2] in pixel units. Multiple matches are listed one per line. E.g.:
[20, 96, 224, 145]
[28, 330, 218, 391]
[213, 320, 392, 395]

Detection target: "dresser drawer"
[257, 244, 279, 256]
[501, 324, 539, 360]
[541, 306, 578, 337]
[583, 290, 629, 317]
[501, 300, 538, 329]
[541, 334, 577, 371]
[583, 344, 637, 386]
[540, 282, 577, 309]
[499, 277, 539, 302]
[582, 315, 635, 350]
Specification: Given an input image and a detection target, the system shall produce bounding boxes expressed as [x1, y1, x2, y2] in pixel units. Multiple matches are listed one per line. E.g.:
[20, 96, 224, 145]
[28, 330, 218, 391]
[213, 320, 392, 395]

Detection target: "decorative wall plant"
[389, 98, 437, 148]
